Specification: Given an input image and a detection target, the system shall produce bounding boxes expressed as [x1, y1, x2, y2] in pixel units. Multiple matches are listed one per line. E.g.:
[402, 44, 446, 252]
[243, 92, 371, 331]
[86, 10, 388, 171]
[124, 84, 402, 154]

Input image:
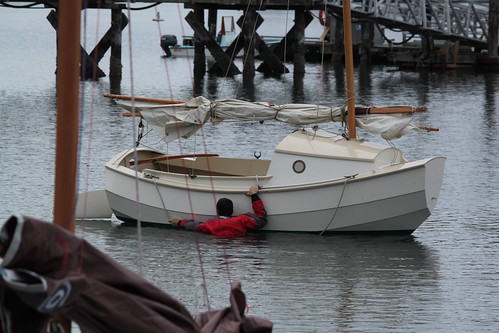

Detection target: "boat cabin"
[119, 128, 405, 188]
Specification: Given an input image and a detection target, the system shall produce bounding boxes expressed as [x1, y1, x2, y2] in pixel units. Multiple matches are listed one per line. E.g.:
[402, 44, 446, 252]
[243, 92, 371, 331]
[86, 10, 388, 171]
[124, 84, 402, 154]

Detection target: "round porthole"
[292, 160, 306, 174]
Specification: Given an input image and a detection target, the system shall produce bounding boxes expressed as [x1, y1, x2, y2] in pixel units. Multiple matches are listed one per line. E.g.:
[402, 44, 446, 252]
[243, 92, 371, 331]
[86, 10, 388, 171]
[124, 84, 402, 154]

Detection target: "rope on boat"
[125, 0, 145, 277]
[153, 180, 171, 221]
[319, 174, 357, 236]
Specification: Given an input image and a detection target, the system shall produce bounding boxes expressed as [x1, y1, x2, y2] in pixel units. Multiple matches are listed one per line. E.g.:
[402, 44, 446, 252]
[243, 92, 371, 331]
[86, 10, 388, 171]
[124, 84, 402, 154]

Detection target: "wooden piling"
[208, 8, 217, 37]
[489, 0, 498, 57]
[186, 10, 240, 76]
[293, 7, 306, 73]
[193, 7, 206, 76]
[243, 8, 256, 79]
[110, 8, 123, 93]
[360, 20, 374, 64]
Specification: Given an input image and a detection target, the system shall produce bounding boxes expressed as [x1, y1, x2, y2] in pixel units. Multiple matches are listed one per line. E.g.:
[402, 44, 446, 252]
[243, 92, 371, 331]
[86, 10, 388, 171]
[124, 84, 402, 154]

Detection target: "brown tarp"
[0, 215, 272, 333]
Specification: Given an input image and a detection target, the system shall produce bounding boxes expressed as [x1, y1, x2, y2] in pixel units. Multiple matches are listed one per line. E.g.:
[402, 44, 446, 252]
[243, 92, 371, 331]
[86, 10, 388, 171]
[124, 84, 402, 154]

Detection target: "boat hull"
[105, 150, 445, 234]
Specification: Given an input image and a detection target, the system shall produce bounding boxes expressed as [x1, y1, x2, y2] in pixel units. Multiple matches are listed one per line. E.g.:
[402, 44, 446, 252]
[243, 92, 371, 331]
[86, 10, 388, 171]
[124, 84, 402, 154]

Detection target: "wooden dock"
[2, 0, 498, 92]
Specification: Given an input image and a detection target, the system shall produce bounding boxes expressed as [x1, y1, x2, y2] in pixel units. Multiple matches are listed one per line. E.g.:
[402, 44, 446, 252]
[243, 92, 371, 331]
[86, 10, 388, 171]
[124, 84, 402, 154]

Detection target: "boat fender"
[318, 10, 331, 26]
[318, 10, 325, 26]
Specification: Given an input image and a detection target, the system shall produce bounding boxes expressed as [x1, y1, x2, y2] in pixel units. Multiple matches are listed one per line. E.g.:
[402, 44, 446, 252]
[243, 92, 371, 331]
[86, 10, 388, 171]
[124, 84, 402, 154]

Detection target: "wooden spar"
[354, 106, 426, 114]
[343, 0, 356, 139]
[53, 0, 80, 331]
[54, 0, 80, 233]
[123, 112, 143, 117]
[104, 93, 185, 104]
[122, 105, 426, 118]
[417, 126, 439, 131]
[130, 153, 219, 166]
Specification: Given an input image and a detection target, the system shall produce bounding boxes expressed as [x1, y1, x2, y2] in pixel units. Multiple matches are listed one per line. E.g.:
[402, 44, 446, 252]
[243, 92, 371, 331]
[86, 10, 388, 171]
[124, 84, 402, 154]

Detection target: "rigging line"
[159, 32, 213, 309]
[188, 127, 231, 288]
[194, 232, 211, 310]
[221, 16, 246, 94]
[174, 4, 194, 90]
[125, 0, 144, 277]
[76, 2, 103, 234]
[153, 180, 171, 220]
[320, 3, 327, 72]
[283, 0, 290, 66]
[319, 175, 354, 236]
[231, 0, 254, 97]
[262, 122, 279, 146]
[152, 3, 177, 103]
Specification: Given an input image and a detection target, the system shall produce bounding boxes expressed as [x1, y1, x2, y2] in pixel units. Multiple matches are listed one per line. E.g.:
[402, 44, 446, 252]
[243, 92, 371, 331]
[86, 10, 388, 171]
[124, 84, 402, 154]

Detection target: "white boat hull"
[105, 147, 445, 234]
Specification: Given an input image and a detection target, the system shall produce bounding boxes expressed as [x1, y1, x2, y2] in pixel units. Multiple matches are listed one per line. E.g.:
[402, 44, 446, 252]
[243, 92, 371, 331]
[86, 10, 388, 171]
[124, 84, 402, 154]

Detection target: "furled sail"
[114, 96, 419, 142]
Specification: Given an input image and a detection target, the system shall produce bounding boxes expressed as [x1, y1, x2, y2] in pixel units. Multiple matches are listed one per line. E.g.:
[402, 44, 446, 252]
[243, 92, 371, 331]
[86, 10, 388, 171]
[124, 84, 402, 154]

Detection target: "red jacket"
[179, 195, 267, 236]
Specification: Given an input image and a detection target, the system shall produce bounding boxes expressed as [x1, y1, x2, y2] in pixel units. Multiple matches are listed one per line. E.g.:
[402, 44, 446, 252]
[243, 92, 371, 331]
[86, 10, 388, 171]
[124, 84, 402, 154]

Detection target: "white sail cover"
[116, 96, 417, 142]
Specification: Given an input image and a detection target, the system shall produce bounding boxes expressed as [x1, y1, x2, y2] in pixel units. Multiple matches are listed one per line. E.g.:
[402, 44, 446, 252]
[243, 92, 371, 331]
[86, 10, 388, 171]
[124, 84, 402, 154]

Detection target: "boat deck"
[128, 151, 271, 177]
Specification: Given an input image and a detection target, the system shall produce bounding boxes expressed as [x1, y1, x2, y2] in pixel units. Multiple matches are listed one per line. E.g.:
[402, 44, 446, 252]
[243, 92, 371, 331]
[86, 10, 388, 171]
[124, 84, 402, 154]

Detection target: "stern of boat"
[425, 156, 446, 214]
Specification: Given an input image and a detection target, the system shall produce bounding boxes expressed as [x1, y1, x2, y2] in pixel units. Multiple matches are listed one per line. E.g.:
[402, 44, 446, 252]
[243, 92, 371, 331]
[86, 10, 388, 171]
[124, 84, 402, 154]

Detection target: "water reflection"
[77, 219, 442, 332]
[241, 74, 256, 101]
[484, 72, 497, 128]
[333, 64, 345, 96]
[357, 63, 372, 100]
[292, 71, 305, 103]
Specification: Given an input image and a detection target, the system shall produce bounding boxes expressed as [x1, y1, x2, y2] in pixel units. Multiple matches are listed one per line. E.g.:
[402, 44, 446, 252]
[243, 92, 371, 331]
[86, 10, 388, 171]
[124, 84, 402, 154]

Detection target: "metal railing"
[319, 0, 489, 46]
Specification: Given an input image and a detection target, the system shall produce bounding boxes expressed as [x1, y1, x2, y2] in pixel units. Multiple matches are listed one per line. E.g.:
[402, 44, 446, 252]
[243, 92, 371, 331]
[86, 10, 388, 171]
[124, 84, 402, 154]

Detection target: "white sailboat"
[104, 2, 445, 235]
[104, 96, 445, 234]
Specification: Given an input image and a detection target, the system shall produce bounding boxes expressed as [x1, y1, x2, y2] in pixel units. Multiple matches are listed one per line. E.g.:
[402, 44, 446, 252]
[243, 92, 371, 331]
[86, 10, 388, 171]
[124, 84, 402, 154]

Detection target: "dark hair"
[216, 198, 233, 217]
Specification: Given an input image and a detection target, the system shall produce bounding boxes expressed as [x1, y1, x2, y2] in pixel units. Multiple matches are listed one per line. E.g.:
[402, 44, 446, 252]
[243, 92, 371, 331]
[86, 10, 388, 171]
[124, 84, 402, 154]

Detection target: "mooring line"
[320, 174, 357, 235]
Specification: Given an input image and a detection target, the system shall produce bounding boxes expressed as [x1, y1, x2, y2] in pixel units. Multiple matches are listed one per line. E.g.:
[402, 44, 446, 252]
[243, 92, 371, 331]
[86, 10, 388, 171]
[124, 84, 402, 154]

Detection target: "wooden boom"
[130, 153, 219, 166]
[104, 93, 185, 104]
[354, 106, 426, 114]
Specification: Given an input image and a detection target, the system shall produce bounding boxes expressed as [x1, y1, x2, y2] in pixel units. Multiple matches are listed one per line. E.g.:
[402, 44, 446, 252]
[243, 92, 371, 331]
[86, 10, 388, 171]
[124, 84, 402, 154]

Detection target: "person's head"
[216, 198, 233, 217]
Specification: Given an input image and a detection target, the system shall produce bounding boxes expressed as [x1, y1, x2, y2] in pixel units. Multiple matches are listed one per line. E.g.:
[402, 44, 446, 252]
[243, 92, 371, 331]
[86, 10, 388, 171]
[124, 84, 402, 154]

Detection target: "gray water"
[1, 4, 498, 332]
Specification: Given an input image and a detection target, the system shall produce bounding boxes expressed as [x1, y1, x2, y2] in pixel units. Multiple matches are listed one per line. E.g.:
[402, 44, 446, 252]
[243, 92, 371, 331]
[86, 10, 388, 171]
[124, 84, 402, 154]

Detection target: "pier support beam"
[293, 7, 306, 73]
[489, 0, 498, 57]
[47, 8, 128, 81]
[331, 17, 344, 64]
[257, 10, 312, 71]
[242, 8, 257, 79]
[186, 10, 240, 76]
[360, 21, 374, 64]
[193, 7, 206, 77]
[208, 8, 217, 37]
[110, 8, 124, 93]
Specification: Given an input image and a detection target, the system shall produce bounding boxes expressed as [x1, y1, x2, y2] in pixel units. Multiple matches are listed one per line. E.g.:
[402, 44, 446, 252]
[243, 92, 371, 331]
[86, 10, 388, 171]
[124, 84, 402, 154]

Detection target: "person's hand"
[246, 184, 259, 196]
[169, 218, 181, 227]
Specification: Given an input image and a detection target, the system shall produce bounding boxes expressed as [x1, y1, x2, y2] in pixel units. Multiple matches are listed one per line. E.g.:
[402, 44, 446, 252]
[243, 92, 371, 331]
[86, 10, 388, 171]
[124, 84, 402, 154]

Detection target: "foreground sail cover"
[0, 216, 272, 333]
[0, 216, 198, 332]
[196, 282, 272, 333]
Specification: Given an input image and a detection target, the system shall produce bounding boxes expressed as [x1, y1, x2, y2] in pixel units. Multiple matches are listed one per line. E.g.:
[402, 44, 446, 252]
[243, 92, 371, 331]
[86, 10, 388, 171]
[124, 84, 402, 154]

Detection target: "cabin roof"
[275, 128, 401, 163]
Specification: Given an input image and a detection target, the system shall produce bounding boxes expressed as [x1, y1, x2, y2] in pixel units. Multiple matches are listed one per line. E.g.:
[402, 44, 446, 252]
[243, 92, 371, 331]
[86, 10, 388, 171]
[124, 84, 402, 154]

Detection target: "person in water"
[168, 184, 267, 236]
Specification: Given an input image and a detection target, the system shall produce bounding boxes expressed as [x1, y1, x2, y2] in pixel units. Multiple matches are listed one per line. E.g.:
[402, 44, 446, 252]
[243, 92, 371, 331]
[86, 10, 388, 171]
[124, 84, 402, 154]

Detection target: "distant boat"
[161, 16, 237, 58]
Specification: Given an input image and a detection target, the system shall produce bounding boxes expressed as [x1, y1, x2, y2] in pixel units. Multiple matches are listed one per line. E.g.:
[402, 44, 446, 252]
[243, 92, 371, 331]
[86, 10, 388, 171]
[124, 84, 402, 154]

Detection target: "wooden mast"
[342, 0, 356, 139]
[53, 0, 81, 233]
[53, 0, 81, 330]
